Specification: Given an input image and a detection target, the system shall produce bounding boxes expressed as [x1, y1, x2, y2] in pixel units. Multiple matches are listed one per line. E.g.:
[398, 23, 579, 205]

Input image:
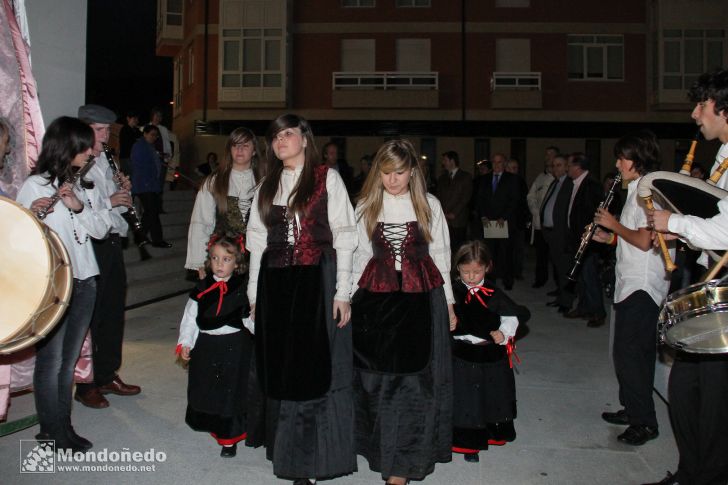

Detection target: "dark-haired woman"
[186, 127, 260, 278]
[16, 116, 111, 451]
[246, 114, 357, 483]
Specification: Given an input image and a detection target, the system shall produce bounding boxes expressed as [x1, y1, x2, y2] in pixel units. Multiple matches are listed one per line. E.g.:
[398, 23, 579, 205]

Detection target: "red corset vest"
[265, 165, 333, 267]
[358, 221, 444, 293]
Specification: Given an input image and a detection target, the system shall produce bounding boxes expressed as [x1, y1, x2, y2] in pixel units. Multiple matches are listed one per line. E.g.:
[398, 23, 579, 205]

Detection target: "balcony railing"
[333, 72, 439, 90]
[490, 72, 541, 91]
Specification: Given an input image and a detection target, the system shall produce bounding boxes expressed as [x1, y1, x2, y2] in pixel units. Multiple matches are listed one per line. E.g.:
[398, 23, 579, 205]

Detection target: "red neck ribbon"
[465, 285, 494, 308]
[197, 280, 228, 316]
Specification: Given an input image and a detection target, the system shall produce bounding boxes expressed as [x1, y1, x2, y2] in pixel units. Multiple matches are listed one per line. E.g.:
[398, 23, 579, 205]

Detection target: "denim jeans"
[34, 277, 96, 440]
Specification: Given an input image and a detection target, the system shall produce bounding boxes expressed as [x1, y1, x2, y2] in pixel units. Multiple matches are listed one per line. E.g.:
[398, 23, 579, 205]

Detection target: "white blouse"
[351, 192, 455, 304]
[16, 174, 111, 280]
[185, 169, 256, 270]
[246, 167, 357, 304]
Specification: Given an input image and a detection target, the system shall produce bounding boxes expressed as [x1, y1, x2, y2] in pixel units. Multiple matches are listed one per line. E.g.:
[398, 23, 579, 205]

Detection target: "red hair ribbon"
[465, 285, 494, 308]
[506, 337, 521, 369]
[235, 234, 246, 253]
[197, 280, 228, 316]
[207, 233, 220, 251]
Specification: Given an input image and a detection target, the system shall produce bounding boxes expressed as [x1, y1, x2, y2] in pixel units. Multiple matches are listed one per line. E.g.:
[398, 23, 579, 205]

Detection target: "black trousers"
[79, 235, 127, 389]
[485, 237, 514, 287]
[669, 354, 728, 485]
[613, 290, 659, 428]
[136, 192, 164, 243]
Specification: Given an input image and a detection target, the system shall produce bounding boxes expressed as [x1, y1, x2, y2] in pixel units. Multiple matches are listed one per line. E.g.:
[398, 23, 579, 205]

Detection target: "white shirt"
[351, 192, 455, 304]
[668, 196, 728, 251]
[614, 178, 673, 305]
[185, 169, 256, 270]
[708, 142, 728, 190]
[87, 151, 129, 236]
[177, 275, 254, 350]
[527, 171, 555, 230]
[452, 278, 518, 345]
[246, 167, 357, 304]
[16, 174, 112, 279]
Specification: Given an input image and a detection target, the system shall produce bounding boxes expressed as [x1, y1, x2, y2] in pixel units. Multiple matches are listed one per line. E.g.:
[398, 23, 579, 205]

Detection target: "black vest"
[190, 274, 249, 331]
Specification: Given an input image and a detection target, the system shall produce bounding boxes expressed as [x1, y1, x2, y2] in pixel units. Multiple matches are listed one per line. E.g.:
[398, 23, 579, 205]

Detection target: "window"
[568, 35, 624, 81]
[342, 0, 374, 7]
[167, 0, 183, 26]
[662, 29, 725, 90]
[396, 39, 430, 72]
[341, 39, 375, 72]
[396, 0, 430, 6]
[221, 28, 282, 88]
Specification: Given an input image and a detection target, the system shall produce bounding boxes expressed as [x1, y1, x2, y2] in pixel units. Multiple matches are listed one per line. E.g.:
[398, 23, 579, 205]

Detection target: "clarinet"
[567, 173, 622, 281]
[37, 156, 96, 220]
[102, 143, 144, 235]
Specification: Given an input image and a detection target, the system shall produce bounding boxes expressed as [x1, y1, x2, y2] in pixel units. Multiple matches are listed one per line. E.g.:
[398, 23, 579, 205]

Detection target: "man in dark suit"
[322, 141, 353, 194]
[565, 153, 606, 326]
[477, 153, 520, 290]
[540, 155, 573, 311]
[436, 150, 472, 252]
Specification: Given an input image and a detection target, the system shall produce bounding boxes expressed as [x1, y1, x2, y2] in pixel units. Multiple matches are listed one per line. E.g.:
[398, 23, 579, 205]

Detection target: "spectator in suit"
[477, 153, 519, 290]
[527, 148, 557, 288]
[350, 154, 372, 199]
[436, 150, 473, 253]
[506, 158, 530, 280]
[564, 153, 606, 327]
[541, 155, 574, 312]
[468, 159, 491, 240]
[322, 141, 353, 194]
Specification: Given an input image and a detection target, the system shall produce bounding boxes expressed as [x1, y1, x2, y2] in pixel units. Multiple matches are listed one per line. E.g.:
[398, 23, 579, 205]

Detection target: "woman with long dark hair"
[245, 114, 357, 484]
[186, 127, 261, 277]
[16, 116, 111, 451]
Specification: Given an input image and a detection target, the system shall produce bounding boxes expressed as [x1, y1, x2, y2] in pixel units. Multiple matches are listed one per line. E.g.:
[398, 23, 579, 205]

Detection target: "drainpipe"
[461, 0, 466, 121]
[203, 0, 209, 122]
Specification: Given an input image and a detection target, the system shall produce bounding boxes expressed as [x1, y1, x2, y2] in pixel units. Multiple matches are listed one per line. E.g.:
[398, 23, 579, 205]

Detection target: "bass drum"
[0, 196, 73, 355]
[659, 279, 728, 354]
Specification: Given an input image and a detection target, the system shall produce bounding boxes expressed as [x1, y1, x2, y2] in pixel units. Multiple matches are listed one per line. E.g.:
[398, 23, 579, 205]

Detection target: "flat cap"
[78, 104, 116, 124]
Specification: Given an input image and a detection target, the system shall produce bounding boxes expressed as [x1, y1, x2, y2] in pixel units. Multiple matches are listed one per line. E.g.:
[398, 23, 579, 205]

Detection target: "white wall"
[25, 0, 87, 126]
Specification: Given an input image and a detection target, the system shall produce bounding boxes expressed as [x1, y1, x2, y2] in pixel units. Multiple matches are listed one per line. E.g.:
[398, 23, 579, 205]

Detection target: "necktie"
[492, 173, 500, 192]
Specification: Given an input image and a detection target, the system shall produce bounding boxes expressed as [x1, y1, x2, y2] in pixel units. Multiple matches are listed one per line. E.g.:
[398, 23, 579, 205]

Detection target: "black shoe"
[546, 300, 560, 307]
[641, 471, 679, 485]
[557, 305, 570, 314]
[464, 452, 480, 463]
[587, 316, 606, 328]
[293, 480, 314, 485]
[602, 409, 629, 425]
[618, 425, 658, 446]
[151, 241, 172, 248]
[66, 427, 93, 451]
[532, 281, 546, 288]
[220, 443, 237, 458]
[546, 289, 559, 297]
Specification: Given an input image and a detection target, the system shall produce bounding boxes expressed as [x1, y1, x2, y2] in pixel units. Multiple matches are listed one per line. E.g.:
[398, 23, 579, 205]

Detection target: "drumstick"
[643, 196, 677, 273]
[702, 250, 728, 282]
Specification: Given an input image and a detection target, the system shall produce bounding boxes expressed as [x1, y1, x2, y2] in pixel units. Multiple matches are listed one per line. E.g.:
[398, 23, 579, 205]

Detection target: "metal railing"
[333, 71, 439, 90]
[490, 72, 542, 91]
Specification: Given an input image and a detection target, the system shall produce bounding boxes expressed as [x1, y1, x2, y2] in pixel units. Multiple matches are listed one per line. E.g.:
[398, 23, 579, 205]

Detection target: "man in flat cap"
[75, 104, 141, 409]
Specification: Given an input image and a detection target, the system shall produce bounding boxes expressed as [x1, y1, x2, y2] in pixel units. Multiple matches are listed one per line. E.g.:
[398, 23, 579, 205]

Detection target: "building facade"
[156, 0, 727, 184]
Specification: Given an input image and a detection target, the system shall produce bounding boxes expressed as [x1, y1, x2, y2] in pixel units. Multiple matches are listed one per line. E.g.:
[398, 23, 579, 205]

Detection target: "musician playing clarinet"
[644, 69, 728, 485]
[74, 105, 142, 410]
[590, 131, 674, 447]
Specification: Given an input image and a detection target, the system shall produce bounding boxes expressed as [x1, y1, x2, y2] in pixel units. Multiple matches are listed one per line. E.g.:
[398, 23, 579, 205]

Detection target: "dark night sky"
[85, 0, 173, 124]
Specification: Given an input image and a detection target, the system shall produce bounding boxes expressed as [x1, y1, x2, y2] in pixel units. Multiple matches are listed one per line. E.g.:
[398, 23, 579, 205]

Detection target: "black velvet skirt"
[185, 331, 253, 442]
[353, 286, 453, 480]
[246, 252, 356, 480]
[452, 354, 516, 451]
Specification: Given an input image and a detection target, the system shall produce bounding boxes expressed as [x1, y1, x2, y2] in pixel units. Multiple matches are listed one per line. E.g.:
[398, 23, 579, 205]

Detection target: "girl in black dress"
[451, 240, 530, 462]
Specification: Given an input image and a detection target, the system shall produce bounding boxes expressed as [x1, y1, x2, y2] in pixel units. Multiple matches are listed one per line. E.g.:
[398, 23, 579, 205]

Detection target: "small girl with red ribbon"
[177, 233, 254, 458]
[450, 240, 530, 463]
